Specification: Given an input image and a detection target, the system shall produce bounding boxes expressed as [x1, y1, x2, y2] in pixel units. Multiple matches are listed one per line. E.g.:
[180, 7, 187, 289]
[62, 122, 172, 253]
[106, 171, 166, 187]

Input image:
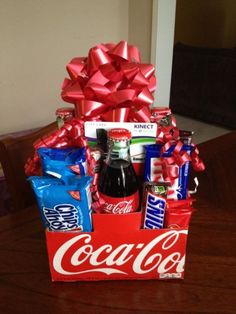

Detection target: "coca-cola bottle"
[98, 128, 140, 214]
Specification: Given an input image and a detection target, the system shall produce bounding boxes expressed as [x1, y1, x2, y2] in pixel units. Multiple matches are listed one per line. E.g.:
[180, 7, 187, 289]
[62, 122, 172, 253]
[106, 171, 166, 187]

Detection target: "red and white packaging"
[46, 212, 188, 281]
[99, 191, 140, 214]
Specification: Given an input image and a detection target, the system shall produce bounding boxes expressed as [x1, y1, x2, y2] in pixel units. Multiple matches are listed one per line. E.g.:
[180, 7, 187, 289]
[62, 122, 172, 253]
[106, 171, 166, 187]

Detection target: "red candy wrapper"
[164, 207, 195, 229]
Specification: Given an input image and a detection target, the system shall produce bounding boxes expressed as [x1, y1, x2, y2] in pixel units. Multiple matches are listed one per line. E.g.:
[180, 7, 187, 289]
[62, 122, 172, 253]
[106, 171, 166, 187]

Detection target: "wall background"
[129, 0, 152, 63]
[0, 0, 129, 134]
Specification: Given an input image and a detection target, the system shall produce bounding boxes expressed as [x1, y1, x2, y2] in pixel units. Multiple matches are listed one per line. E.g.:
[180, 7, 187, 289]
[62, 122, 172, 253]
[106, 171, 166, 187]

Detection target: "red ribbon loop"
[191, 146, 205, 172]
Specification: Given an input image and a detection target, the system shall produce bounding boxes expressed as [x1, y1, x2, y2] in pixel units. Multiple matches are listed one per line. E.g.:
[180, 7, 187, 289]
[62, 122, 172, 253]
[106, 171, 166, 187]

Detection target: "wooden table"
[0, 132, 236, 313]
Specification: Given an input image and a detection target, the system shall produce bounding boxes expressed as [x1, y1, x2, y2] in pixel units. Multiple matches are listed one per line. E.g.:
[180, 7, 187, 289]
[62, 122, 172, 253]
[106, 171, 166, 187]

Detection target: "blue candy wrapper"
[38, 147, 87, 183]
[144, 144, 192, 200]
[29, 175, 93, 232]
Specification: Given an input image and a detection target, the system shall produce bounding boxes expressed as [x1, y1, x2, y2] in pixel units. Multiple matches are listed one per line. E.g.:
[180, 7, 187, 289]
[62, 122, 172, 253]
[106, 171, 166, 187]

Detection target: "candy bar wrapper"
[142, 182, 169, 229]
[144, 144, 192, 200]
[29, 175, 93, 232]
[164, 207, 195, 229]
[38, 147, 87, 184]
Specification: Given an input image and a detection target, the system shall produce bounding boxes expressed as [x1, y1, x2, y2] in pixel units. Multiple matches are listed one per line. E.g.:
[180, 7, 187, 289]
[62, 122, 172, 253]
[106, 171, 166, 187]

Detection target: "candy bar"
[142, 182, 169, 229]
[144, 144, 192, 199]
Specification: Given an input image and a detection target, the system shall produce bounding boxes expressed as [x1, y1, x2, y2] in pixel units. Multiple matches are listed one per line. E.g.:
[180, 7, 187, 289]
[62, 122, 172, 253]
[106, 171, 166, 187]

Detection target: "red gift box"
[46, 212, 188, 281]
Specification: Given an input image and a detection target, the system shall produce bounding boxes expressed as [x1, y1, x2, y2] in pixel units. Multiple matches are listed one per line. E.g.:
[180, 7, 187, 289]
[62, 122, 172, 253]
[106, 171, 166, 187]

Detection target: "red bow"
[61, 41, 156, 122]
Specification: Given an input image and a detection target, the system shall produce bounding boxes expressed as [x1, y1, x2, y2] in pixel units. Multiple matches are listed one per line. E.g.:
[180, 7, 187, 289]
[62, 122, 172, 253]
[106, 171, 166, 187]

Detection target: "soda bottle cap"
[151, 107, 171, 116]
[55, 107, 75, 117]
[108, 128, 131, 141]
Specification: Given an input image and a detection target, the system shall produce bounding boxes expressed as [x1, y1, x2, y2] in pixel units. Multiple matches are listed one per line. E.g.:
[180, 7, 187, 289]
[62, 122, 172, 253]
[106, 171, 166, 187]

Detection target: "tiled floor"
[174, 114, 231, 144]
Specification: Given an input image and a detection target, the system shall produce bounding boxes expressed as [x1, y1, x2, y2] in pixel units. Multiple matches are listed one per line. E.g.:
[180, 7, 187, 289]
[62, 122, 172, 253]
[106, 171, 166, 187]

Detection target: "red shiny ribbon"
[24, 119, 103, 211]
[191, 145, 205, 172]
[25, 119, 86, 176]
[61, 41, 156, 123]
[154, 141, 185, 185]
[152, 139, 205, 186]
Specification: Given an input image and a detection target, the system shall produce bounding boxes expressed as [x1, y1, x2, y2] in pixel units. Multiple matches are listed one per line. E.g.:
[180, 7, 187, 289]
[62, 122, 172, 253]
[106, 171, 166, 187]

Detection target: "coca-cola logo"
[53, 230, 187, 276]
[100, 191, 139, 214]
[104, 200, 133, 214]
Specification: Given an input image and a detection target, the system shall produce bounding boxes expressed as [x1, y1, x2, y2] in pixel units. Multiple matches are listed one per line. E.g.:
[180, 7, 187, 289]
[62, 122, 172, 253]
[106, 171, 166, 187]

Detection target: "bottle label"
[99, 191, 140, 214]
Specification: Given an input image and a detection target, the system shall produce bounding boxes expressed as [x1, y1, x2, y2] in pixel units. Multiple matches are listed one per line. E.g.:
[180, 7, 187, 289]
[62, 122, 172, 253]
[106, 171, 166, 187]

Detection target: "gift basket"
[25, 41, 205, 281]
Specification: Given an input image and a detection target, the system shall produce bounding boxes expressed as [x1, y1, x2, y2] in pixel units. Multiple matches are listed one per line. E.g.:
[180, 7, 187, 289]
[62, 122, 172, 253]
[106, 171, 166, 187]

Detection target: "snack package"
[29, 175, 93, 232]
[144, 144, 192, 200]
[142, 182, 169, 229]
[38, 147, 87, 183]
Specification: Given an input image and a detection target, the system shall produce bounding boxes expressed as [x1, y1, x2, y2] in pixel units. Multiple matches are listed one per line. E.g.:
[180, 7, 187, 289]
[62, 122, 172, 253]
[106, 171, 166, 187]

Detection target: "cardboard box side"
[46, 212, 188, 281]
